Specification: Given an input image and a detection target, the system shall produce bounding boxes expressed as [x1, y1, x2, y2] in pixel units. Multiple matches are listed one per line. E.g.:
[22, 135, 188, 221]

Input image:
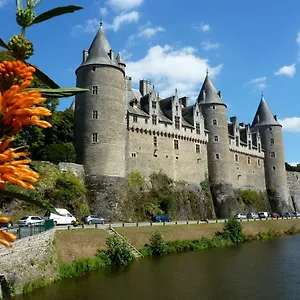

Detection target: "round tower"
[252, 96, 292, 212]
[197, 74, 231, 184]
[74, 23, 126, 177]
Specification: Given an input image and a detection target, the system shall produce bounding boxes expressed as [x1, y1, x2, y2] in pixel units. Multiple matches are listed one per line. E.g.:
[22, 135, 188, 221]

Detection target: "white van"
[44, 208, 76, 225]
[258, 211, 268, 219]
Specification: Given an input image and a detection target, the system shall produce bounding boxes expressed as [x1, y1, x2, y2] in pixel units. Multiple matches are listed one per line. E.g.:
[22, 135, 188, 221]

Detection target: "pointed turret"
[251, 96, 281, 127]
[76, 22, 119, 71]
[116, 52, 126, 70]
[197, 74, 224, 105]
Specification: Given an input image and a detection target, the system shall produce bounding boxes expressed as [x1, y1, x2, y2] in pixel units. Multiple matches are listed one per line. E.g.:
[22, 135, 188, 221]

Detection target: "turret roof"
[197, 75, 224, 105]
[251, 96, 281, 127]
[116, 52, 126, 65]
[78, 23, 119, 68]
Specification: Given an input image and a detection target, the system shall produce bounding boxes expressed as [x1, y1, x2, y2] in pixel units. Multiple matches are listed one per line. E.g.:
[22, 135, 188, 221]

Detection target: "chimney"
[82, 50, 88, 63]
[139, 79, 153, 96]
[179, 96, 188, 107]
[125, 76, 132, 91]
[230, 116, 237, 124]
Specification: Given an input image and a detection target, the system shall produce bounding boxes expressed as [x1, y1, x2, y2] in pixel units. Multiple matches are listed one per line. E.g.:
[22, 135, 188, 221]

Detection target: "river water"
[17, 235, 300, 300]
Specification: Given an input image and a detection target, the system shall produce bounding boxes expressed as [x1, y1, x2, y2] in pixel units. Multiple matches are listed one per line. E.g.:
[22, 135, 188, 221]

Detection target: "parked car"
[258, 212, 268, 219]
[271, 212, 280, 218]
[234, 213, 247, 220]
[281, 212, 294, 218]
[293, 212, 300, 217]
[0, 217, 13, 228]
[44, 208, 76, 226]
[82, 215, 106, 225]
[151, 215, 172, 222]
[246, 212, 258, 219]
[18, 216, 44, 227]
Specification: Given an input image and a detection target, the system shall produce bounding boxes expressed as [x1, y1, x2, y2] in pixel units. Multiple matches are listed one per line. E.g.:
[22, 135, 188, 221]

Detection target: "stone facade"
[73, 24, 293, 216]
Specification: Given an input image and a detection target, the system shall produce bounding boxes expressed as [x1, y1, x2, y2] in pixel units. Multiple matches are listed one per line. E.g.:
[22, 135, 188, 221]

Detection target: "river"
[17, 235, 300, 300]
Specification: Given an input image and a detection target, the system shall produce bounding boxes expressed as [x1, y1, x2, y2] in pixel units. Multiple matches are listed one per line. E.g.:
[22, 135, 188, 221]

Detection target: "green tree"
[222, 217, 245, 244]
[149, 231, 167, 255]
[105, 235, 134, 265]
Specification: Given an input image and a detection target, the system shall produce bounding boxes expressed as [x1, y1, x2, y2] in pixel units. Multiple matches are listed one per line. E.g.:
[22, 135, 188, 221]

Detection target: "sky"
[1, 0, 300, 163]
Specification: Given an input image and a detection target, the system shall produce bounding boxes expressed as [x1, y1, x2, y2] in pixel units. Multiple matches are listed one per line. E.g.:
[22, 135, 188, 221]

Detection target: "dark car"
[0, 217, 13, 228]
[82, 215, 106, 225]
[151, 215, 172, 222]
[271, 212, 280, 218]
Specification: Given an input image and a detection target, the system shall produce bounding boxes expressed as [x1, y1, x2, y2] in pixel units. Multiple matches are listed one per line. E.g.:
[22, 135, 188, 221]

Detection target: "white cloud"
[106, 0, 143, 11]
[201, 41, 221, 50]
[193, 22, 211, 33]
[105, 11, 139, 31]
[126, 45, 223, 100]
[278, 117, 300, 132]
[289, 162, 300, 166]
[247, 76, 267, 90]
[257, 83, 267, 89]
[274, 64, 296, 77]
[100, 7, 108, 17]
[248, 77, 266, 84]
[138, 26, 164, 38]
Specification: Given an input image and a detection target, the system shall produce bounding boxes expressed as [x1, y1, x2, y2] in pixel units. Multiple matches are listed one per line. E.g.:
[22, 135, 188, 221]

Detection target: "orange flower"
[0, 61, 35, 93]
[0, 80, 52, 133]
[0, 137, 39, 190]
[0, 229, 17, 248]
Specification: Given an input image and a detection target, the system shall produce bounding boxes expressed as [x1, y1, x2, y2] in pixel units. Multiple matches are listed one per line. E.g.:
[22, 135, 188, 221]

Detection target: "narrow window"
[196, 111, 199, 117]
[191, 129, 193, 133]
[258, 144, 261, 152]
[152, 101, 156, 109]
[235, 154, 238, 162]
[152, 115, 157, 125]
[271, 139, 274, 144]
[145, 119, 148, 124]
[176, 105, 179, 112]
[273, 166, 276, 171]
[174, 140, 179, 150]
[133, 115, 137, 123]
[153, 136, 157, 148]
[165, 123, 167, 127]
[92, 86, 98, 95]
[235, 136, 239, 147]
[269, 127, 273, 131]
[92, 133, 98, 143]
[214, 135, 219, 142]
[93, 67, 96, 71]
[212, 119, 218, 125]
[215, 153, 220, 159]
[213, 105, 216, 110]
[247, 156, 251, 164]
[131, 152, 136, 158]
[175, 116, 180, 129]
[270, 152, 276, 158]
[248, 141, 251, 150]
[196, 144, 200, 153]
[92, 110, 98, 119]
[257, 159, 261, 166]
[196, 123, 200, 134]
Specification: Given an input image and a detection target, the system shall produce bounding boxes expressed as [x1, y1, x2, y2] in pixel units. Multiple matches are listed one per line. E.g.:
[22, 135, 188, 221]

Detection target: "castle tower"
[74, 23, 126, 177]
[252, 96, 292, 212]
[197, 74, 236, 217]
[197, 74, 231, 184]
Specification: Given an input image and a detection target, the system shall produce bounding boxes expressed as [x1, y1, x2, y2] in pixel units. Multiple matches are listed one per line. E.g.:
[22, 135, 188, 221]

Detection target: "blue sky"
[1, 0, 300, 163]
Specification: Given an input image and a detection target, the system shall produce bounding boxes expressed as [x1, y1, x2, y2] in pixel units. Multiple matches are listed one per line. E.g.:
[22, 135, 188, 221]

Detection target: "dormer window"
[176, 105, 179, 112]
[196, 111, 199, 117]
[152, 101, 156, 109]
[92, 86, 98, 95]
[133, 116, 137, 123]
[196, 123, 200, 134]
[248, 141, 251, 150]
[235, 136, 239, 147]
[152, 115, 157, 125]
[175, 116, 180, 129]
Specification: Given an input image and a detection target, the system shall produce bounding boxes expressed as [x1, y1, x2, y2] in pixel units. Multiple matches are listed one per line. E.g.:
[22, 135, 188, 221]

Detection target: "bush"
[237, 189, 260, 206]
[127, 171, 145, 189]
[37, 142, 76, 163]
[159, 195, 175, 214]
[149, 231, 167, 255]
[221, 217, 245, 244]
[105, 235, 134, 265]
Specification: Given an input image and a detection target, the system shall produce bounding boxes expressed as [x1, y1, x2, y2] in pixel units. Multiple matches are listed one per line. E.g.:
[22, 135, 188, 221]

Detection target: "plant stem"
[21, 27, 26, 36]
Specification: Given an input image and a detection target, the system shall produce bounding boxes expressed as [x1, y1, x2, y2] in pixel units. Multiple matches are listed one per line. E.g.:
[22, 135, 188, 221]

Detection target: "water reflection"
[17, 235, 300, 300]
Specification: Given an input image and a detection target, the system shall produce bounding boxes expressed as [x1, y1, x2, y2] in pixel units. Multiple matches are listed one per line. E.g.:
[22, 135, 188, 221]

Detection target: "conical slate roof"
[251, 96, 281, 127]
[116, 52, 125, 65]
[197, 75, 223, 105]
[78, 23, 118, 69]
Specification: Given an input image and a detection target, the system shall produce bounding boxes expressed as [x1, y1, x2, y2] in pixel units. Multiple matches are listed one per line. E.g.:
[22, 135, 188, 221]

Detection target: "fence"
[16, 219, 54, 239]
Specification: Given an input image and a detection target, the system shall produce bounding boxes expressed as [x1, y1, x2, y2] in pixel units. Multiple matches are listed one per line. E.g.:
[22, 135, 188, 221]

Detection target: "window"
[257, 159, 261, 166]
[196, 123, 200, 134]
[196, 144, 200, 153]
[133, 115, 137, 123]
[131, 152, 137, 158]
[92, 110, 98, 119]
[270, 152, 276, 158]
[152, 115, 157, 125]
[92, 86, 98, 95]
[215, 153, 220, 159]
[247, 156, 251, 164]
[212, 119, 218, 125]
[235, 154, 239, 162]
[145, 119, 148, 124]
[92, 67, 96, 71]
[213, 105, 216, 110]
[153, 136, 157, 147]
[269, 127, 273, 131]
[273, 166, 276, 171]
[176, 105, 179, 112]
[92, 133, 98, 143]
[258, 144, 261, 152]
[235, 136, 239, 147]
[196, 111, 199, 117]
[175, 116, 180, 129]
[214, 135, 219, 142]
[174, 139, 179, 150]
[271, 139, 274, 144]
[248, 141, 251, 150]
[152, 101, 156, 109]
[165, 123, 167, 127]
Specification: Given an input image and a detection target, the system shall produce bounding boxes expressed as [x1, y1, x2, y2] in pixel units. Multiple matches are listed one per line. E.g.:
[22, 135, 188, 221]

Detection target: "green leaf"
[25, 87, 89, 98]
[31, 5, 83, 25]
[0, 38, 11, 51]
[26, 62, 60, 89]
[0, 190, 56, 212]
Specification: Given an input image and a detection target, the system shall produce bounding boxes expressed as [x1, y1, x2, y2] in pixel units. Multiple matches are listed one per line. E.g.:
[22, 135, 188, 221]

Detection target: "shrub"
[149, 231, 167, 255]
[237, 189, 260, 206]
[221, 217, 245, 244]
[159, 195, 175, 214]
[127, 171, 145, 189]
[105, 235, 134, 265]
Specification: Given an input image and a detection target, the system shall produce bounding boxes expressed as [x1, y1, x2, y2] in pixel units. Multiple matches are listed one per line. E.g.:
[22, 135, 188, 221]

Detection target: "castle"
[74, 23, 293, 217]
